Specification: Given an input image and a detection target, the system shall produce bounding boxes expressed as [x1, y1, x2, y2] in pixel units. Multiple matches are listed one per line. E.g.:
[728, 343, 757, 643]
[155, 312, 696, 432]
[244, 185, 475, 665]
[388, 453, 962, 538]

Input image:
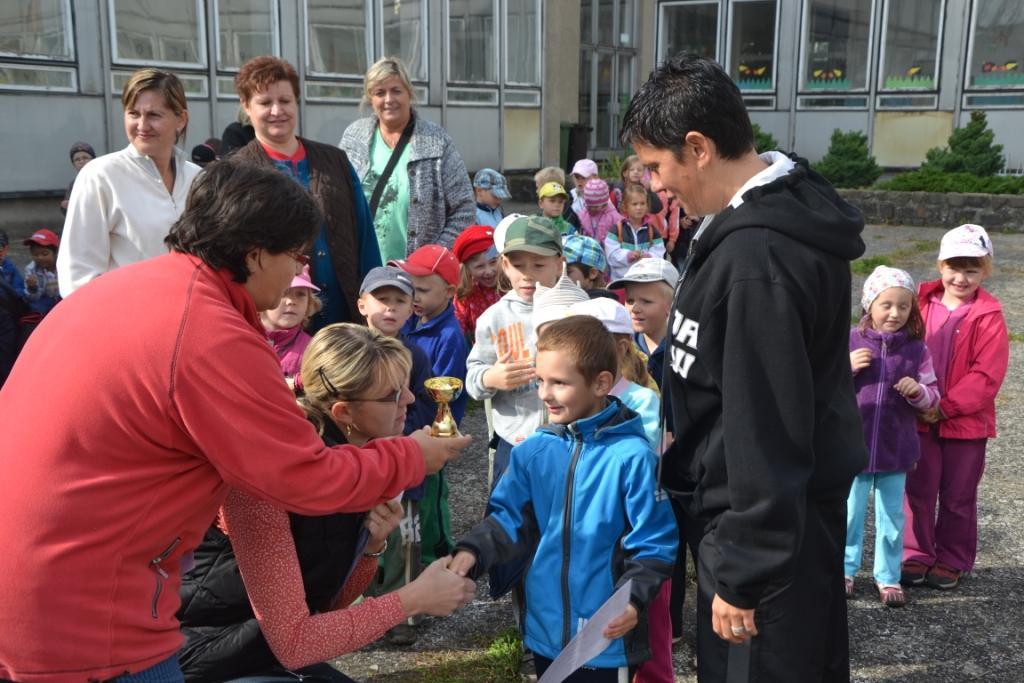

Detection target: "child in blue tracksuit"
[452, 316, 676, 680]
[394, 245, 469, 565]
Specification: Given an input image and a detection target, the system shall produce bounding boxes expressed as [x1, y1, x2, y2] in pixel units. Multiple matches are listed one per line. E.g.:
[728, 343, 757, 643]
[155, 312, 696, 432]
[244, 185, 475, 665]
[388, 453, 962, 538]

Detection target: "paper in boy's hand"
[537, 579, 633, 683]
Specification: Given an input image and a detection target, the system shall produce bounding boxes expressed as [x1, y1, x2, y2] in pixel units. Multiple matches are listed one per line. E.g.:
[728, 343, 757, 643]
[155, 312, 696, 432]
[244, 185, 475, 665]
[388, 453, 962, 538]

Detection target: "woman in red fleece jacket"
[0, 161, 471, 683]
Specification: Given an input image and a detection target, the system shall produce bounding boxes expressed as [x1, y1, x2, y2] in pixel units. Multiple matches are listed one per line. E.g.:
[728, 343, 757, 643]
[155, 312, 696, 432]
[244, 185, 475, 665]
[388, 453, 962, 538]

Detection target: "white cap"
[938, 224, 993, 261]
[608, 257, 680, 290]
[569, 297, 633, 335]
[532, 266, 590, 331]
[493, 212, 527, 254]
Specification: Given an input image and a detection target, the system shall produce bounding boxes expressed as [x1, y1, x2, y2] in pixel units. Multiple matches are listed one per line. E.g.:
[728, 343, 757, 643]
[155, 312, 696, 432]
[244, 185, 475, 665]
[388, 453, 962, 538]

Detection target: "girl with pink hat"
[260, 265, 322, 383]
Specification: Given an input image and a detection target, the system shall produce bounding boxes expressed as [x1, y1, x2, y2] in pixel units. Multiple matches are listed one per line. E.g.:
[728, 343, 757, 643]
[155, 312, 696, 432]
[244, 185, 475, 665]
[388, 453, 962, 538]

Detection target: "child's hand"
[666, 240, 676, 253]
[363, 499, 403, 552]
[893, 376, 921, 399]
[483, 349, 536, 390]
[628, 251, 642, 262]
[398, 556, 477, 617]
[850, 348, 871, 373]
[918, 406, 942, 424]
[448, 550, 477, 577]
[25, 274, 38, 291]
[602, 603, 638, 639]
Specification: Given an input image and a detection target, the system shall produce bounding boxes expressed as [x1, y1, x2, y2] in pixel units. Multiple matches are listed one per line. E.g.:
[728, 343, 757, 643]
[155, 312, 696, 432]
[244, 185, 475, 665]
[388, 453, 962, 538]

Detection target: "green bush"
[877, 168, 1024, 194]
[921, 111, 1004, 177]
[752, 123, 780, 153]
[599, 153, 627, 182]
[814, 129, 882, 188]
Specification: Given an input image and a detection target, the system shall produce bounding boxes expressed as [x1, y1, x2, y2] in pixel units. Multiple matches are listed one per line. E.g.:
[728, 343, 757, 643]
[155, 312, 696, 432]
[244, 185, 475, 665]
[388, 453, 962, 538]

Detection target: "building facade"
[2, 0, 1021, 200]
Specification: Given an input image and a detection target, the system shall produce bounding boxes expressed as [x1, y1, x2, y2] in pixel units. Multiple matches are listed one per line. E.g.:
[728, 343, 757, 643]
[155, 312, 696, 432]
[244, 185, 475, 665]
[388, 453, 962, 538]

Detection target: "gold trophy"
[424, 377, 463, 438]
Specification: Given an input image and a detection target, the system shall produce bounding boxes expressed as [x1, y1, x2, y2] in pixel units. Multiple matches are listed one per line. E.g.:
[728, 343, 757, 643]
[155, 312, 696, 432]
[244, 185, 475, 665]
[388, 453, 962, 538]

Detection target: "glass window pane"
[581, 0, 593, 44]
[597, 0, 614, 45]
[217, 0, 275, 71]
[731, 0, 776, 90]
[112, 0, 203, 66]
[618, 0, 634, 47]
[661, 2, 719, 62]
[506, 0, 539, 84]
[449, 0, 496, 82]
[0, 1, 72, 60]
[307, 0, 367, 76]
[968, 1, 1024, 88]
[880, 0, 940, 90]
[578, 48, 592, 130]
[596, 51, 613, 147]
[803, 0, 873, 90]
[617, 53, 633, 143]
[381, 0, 426, 81]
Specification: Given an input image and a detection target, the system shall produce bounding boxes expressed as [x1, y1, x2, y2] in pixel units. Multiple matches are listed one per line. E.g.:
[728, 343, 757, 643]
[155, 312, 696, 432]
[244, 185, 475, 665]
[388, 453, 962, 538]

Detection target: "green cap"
[501, 216, 563, 257]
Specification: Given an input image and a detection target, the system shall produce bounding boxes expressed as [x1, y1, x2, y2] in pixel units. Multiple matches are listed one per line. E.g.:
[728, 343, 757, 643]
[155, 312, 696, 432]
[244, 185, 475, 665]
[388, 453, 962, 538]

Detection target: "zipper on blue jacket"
[561, 430, 585, 646]
[149, 537, 181, 619]
[869, 340, 888, 471]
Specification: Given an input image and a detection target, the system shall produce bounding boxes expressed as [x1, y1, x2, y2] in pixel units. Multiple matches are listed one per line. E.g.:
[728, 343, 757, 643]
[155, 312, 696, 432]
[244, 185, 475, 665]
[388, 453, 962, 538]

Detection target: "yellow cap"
[538, 181, 569, 200]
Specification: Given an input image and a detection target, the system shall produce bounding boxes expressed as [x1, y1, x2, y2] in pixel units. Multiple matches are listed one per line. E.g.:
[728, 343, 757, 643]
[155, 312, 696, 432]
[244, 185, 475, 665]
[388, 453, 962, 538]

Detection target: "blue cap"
[473, 168, 511, 200]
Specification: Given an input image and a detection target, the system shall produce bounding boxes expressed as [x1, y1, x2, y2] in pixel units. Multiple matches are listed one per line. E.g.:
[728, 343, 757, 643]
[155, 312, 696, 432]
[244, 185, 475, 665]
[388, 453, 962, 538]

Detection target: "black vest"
[177, 422, 364, 681]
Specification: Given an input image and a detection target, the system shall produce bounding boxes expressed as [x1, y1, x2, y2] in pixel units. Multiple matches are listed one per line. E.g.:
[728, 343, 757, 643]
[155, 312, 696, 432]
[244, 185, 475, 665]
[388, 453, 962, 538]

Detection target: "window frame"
[656, 0, 723, 64]
[503, 0, 541, 86]
[304, 0, 374, 79]
[725, 0, 781, 93]
[108, 0, 208, 70]
[375, 0, 429, 83]
[445, 0, 500, 85]
[0, 0, 76, 62]
[876, 0, 944, 93]
[213, 0, 281, 73]
[797, 0, 878, 94]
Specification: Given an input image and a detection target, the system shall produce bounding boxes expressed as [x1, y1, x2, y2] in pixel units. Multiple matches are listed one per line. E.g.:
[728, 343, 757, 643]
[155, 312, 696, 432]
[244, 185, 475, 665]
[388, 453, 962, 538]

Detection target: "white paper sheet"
[537, 579, 633, 683]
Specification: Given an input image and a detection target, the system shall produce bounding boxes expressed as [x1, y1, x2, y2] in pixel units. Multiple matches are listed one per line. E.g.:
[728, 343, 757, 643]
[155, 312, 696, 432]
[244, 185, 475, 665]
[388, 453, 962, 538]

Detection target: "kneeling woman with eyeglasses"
[178, 324, 476, 682]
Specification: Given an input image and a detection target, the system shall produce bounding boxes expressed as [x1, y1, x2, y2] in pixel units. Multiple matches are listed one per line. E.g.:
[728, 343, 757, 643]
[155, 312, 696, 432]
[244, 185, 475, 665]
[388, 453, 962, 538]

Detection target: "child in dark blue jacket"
[451, 316, 676, 680]
[394, 245, 469, 569]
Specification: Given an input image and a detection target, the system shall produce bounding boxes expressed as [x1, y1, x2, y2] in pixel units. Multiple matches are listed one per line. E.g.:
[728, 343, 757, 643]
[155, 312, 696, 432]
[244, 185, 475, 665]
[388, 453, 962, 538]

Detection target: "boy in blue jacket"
[451, 315, 676, 680]
[393, 245, 469, 570]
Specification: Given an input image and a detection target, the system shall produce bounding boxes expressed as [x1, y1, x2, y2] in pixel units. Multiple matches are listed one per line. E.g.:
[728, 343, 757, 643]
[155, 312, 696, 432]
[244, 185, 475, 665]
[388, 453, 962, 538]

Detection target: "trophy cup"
[424, 376, 463, 438]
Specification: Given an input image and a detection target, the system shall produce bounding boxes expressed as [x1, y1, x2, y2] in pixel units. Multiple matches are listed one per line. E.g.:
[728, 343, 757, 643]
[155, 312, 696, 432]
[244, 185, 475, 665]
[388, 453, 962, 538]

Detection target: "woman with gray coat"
[340, 58, 475, 260]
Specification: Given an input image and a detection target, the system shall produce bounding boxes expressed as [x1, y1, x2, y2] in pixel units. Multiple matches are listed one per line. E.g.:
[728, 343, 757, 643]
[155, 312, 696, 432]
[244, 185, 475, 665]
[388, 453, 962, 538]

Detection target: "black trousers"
[669, 497, 704, 638]
[534, 654, 632, 682]
[695, 498, 851, 683]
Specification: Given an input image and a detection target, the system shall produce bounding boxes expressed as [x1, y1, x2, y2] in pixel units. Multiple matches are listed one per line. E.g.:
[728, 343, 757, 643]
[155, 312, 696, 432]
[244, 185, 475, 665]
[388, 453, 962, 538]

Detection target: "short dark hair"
[165, 161, 321, 282]
[537, 315, 617, 384]
[620, 54, 754, 160]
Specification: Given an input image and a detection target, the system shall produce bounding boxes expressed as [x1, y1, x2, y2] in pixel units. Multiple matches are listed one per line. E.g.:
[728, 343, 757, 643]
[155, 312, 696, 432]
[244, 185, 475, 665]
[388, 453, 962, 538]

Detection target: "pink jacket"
[0, 253, 425, 682]
[918, 279, 1008, 439]
[576, 202, 623, 245]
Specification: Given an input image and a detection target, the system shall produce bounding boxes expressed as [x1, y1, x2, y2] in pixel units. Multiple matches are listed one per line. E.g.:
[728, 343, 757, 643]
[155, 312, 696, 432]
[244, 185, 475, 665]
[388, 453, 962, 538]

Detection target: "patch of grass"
[852, 254, 890, 274]
[1009, 332, 1024, 343]
[378, 629, 523, 682]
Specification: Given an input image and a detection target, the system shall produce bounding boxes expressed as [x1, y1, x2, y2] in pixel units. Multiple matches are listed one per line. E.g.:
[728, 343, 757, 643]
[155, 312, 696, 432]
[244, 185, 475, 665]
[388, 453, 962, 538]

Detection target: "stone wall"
[840, 189, 1024, 232]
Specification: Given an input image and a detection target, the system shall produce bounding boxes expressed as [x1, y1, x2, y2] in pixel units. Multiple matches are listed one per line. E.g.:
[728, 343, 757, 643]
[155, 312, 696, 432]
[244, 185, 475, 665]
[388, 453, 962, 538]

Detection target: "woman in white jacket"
[58, 68, 202, 296]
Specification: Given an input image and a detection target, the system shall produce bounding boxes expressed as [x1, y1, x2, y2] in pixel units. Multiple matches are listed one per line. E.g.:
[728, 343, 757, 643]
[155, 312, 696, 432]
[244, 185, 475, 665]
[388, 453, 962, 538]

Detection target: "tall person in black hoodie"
[620, 55, 868, 682]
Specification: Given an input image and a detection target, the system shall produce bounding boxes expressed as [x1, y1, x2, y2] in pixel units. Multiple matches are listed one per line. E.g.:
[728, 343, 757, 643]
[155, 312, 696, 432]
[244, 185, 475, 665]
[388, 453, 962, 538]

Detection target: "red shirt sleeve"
[221, 489, 409, 669]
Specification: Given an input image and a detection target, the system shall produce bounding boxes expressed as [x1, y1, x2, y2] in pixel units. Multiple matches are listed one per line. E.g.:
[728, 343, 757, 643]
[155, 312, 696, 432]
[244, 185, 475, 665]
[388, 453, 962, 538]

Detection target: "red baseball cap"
[390, 245, 460, 286]
[23, 229, 60, 248]
[452, 225, 496, 264]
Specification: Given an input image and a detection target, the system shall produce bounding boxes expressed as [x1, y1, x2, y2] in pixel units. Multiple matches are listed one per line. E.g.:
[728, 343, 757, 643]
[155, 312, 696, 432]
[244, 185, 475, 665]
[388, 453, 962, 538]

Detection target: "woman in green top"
[341, 58, 475, 262]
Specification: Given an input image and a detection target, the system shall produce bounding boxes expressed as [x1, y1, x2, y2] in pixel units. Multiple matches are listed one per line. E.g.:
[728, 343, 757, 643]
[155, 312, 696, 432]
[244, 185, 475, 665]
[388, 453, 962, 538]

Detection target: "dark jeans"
[695, 498, 850, 682]
[669, 497, 704, 639]
[534, 654, 631, 682]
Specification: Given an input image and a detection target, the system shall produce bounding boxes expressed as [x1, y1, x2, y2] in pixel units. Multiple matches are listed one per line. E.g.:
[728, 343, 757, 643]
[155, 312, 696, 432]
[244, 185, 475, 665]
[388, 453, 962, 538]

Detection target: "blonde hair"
[619, 155, 643, 185]
[298, 323, 411, 434]
[534, 166, 566, 187]
[122, 68, 189, 143]
[614, 334, 659, 393]
[363, 57, 417, 107]
[303, 294, 323, 328]
[457, 263, 476, 300]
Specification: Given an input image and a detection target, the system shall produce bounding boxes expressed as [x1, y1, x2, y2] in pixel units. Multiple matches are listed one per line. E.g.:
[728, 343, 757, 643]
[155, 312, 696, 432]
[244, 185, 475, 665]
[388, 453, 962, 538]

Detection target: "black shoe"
[900, 560, 929, 587]
[385, 623, 418, 646]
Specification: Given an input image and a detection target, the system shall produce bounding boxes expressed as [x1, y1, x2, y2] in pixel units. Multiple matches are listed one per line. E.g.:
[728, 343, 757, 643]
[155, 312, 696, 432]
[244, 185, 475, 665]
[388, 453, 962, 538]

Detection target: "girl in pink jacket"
[902, 224, 1009, 591]
[575, 177, 623, 245]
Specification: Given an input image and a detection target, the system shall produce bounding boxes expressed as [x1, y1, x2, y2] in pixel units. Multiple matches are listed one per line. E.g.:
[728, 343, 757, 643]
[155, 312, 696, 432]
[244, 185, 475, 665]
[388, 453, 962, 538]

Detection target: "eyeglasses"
[289, 250, 310, 267]
[347, 388, 404, 405]
[316, 368, 403, 405]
